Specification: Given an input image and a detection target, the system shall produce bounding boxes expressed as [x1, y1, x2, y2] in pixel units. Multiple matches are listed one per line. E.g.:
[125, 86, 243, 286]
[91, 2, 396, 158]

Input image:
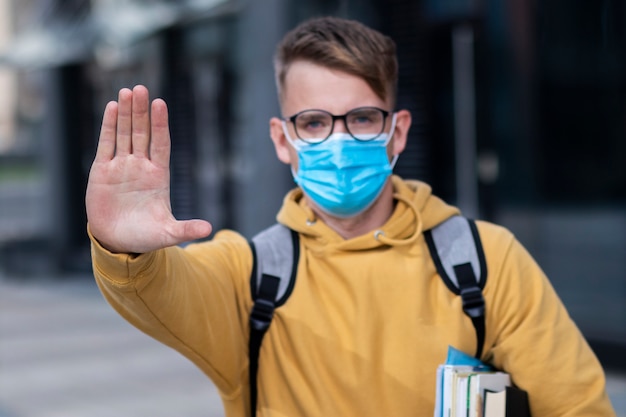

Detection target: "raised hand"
[86, 85, 212, 254]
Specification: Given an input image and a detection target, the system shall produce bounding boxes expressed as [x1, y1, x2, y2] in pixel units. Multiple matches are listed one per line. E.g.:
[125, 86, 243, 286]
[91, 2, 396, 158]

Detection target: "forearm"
[485, 236, 615, 416]
[90, 228, 252, 396]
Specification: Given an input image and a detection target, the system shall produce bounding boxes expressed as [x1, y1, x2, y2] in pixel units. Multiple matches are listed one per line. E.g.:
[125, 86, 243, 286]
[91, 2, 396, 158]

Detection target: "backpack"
[247, 215, 486, 416]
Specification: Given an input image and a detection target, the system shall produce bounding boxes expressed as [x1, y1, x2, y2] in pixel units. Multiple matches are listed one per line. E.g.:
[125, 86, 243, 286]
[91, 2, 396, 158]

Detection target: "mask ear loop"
[384, 112, 398, 146]
[390, 154, 400, 169]
[386, 113, 400, 168]
[281, 121, 304, 182]
[281, 121, 300, 149]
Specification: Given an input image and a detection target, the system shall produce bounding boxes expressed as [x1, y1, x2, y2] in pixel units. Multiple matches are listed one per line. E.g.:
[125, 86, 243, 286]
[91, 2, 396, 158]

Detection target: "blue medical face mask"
[283, 114, 398, 218]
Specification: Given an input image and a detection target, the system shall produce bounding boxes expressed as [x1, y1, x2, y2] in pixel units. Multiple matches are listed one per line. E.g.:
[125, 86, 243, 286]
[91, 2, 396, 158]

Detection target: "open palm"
[86, 85, 212, 254]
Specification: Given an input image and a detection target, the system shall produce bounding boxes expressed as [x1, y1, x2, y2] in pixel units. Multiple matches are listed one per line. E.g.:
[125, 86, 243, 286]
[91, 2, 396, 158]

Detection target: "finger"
[94, 101, 118, 163]
[150, 98, 171, 169]
[116, 88, 133, 156]
[131, 85, 151, 158]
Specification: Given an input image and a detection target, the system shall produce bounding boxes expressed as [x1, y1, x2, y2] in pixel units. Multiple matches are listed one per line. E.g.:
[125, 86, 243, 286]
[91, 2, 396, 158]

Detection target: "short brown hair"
[274, 16, 398, 106]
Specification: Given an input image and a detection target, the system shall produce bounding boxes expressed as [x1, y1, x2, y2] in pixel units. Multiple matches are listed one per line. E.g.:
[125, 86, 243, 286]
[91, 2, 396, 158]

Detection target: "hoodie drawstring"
[373, 193, 423, 246]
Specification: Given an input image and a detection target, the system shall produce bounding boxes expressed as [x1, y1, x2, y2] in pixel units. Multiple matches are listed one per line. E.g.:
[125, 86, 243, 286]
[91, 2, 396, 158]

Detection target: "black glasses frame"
[285, 106, 391, 144]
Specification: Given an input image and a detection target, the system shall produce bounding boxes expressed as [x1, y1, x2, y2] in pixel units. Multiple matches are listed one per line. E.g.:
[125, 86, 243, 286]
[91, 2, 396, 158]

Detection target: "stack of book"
[434, 364, 530, 417]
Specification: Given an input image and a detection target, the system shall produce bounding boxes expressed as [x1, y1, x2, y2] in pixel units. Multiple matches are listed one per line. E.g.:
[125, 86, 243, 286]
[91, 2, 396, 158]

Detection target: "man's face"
[270, 60, 403, 171]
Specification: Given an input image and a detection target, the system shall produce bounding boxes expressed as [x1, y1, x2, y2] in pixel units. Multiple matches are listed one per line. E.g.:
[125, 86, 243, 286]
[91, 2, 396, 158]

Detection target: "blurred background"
[0, 0, 624, 416]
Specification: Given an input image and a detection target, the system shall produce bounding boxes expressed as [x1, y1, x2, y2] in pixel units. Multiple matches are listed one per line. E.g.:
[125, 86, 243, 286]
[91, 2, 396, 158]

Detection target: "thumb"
[170, 219, 213, 244]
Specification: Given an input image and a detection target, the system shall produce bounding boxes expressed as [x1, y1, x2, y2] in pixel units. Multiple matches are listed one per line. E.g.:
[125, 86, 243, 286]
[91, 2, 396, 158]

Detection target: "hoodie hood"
[276, 176, 460, 252]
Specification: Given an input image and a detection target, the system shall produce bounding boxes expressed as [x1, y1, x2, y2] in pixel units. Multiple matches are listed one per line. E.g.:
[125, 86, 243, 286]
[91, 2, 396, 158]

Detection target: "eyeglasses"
[285, 107, 390, 144]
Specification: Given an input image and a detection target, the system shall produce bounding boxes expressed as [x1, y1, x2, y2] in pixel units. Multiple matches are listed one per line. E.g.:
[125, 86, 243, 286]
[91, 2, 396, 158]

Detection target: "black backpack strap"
[248, 224, 299, 416]
[248, 273, 279, 417]
[424, 216, 487, 358]
[454, 263, 486, 359]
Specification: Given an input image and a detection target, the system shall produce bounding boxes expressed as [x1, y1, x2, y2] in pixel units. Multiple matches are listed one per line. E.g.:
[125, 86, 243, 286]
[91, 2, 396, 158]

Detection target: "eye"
[296, 112, 331, 133]
[303, 119, 326, 130]
[352, 115, 373, 124]
[348, 109, 382, 126]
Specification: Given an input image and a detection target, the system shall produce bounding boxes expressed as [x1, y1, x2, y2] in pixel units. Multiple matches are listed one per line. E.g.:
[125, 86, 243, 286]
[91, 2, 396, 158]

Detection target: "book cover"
[483, 386, 531, 417]
[467, 372, 511, 417]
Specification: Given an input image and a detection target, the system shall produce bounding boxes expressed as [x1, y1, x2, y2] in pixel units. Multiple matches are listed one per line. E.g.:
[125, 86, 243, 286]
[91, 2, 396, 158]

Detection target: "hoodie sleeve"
[478, 222, 615, 417]
[89, 227, 252, 399]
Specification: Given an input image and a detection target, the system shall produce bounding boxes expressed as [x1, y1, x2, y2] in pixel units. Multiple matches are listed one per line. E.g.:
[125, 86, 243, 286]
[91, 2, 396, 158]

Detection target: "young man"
[86, 16, 616, 417]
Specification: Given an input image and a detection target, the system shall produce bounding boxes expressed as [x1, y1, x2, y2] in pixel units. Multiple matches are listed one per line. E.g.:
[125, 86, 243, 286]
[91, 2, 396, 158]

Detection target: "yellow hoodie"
[91, 176, 615, 417]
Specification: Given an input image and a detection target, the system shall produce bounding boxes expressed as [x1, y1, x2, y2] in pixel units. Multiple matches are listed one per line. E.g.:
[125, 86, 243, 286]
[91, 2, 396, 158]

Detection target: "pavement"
[0, 274, 223, 417]
[0, 273, 625, 417]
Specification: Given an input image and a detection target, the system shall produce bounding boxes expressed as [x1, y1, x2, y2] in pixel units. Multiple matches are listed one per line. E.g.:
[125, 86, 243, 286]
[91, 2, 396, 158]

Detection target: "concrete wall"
[230, 0, 294, 238]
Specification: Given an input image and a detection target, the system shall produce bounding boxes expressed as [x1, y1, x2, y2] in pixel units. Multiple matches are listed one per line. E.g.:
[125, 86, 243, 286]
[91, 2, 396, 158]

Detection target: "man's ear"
[390, 109, 411, 156]
[269, 117, 293, 164]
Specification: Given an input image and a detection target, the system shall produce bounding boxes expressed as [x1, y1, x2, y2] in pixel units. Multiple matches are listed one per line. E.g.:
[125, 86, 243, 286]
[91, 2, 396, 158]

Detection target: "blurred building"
[0, 1, 17, 152]
[0, 0, 624, 371]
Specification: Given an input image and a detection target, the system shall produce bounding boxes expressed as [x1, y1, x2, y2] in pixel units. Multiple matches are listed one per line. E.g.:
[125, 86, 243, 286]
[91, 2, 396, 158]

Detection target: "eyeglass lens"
[294, 107, 386, 143]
